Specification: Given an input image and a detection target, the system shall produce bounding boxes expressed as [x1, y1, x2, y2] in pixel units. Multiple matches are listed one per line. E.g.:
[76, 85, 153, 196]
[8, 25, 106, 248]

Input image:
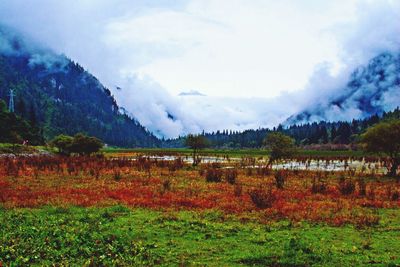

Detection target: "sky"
[0, 0, 399, 137]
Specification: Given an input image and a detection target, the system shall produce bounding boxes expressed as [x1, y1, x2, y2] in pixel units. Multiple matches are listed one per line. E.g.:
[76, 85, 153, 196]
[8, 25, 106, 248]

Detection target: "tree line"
[165, 108, 400, 148]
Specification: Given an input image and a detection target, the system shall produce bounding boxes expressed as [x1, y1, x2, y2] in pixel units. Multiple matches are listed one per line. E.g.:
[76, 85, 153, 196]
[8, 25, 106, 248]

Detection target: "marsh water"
[118, 154, 388, 174]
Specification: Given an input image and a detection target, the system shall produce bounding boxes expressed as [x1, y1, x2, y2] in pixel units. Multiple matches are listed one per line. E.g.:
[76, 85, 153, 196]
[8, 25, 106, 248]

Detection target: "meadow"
[102, 147, 367, 158]
[0, 152, 399, 266]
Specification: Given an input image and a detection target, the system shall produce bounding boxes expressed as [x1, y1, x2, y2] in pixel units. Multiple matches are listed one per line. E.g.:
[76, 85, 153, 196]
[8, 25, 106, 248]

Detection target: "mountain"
[0, 26, 160, 147]
[178, 90, 206, 96]
[286, 52, 400, 125]
[164, 51, 400, 148]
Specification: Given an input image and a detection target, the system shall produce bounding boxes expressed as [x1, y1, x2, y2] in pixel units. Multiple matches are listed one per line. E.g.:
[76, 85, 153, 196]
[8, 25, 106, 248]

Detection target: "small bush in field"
[367, 188, 376, 200]
[249, 186, 275, 209]
[169, 158, 184, 173]
[225, 169, 238, 184]
[311, 177, 327, 194]
[113, 170, 122, 181]
[391, 191, 399, 201]
[387, 186, 400, 201]
[234, 184, 242, 197]
[161, 179, 171, 194]
[143, 161, 151, 178]
[205, 168, 223, 183]
[357, 178, 367, 196]
[274, 170, 286, 189]
[338, 177, 355, 195]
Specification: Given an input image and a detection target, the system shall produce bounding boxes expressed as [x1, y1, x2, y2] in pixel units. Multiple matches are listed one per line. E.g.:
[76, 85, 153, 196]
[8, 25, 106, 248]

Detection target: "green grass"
[0, 143, 368, 158]
[0, 143, 39, 154]
[102, 147, 267, 156]
[102, 147, 368, 158]
[1, 206, 399, 266]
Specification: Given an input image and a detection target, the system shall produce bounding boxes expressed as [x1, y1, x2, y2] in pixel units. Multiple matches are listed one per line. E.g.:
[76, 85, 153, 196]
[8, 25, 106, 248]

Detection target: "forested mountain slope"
[0, 26, 159, 147]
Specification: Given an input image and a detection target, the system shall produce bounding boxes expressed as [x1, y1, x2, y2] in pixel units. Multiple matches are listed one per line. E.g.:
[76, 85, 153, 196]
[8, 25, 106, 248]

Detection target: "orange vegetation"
[0, 155, 398, 226]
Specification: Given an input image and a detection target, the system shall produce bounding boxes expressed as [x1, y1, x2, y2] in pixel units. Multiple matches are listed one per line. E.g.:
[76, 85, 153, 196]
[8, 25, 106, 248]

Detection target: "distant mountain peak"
[178, 90, 206, 96]
[285, 51, 400, 126]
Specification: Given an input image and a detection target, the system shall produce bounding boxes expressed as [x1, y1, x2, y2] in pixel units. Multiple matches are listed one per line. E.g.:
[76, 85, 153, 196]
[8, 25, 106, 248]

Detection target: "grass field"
[0, 153, 398, 266]
[102, 147, 367, 158]
[0, 144, 368, 158]
[1, 207, 399, 266]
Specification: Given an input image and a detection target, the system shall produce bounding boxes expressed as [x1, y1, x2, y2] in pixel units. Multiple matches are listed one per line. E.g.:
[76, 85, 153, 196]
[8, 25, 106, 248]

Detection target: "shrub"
[391, 191, 399, 201]
[113, 170, 122, 181]
[274, 169, 286, 189]
[205, 168, 223, 183]
[143, 161, 152, 178]
[357, 178, 367, 196]
[234, 184, 242, 197]
[168, 158, 184, 173]
[162, 179, 171, 193]
[225, 169, 238, 184]
[338, 177, 355, 195]
[311, 177, 327, 194]
[51, 133, 103, 156]
[50, 134, 74, 155]
[5, 160, 19, 177]
[387, 186, 400, 201]
[70, 133, 103, 156]
[249, 186, 275, 209]
[367, 188, 376, 200]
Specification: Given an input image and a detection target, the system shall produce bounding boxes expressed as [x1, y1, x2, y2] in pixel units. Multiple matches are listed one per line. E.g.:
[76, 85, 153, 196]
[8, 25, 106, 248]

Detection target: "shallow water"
[124, 155, 388, 174]
[273, 160, 387, 174]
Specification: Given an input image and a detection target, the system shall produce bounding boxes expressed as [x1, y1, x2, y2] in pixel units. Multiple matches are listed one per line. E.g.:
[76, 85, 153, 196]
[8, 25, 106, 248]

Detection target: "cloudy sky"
[0, 0, 399, 137]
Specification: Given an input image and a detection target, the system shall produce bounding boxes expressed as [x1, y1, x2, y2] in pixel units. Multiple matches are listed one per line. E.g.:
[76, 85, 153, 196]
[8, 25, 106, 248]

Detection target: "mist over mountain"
[0, 26, 159, 147]
[285, 52, 400, 125]
[0, 1, 398, 138]
[1, 23, 399, 149]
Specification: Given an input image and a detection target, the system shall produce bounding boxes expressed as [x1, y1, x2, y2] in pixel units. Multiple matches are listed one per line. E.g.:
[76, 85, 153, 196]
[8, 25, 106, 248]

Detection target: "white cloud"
[0, 0, 399, 138]
[113, 74, 298, 137]
[105, 0, 348, 97]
